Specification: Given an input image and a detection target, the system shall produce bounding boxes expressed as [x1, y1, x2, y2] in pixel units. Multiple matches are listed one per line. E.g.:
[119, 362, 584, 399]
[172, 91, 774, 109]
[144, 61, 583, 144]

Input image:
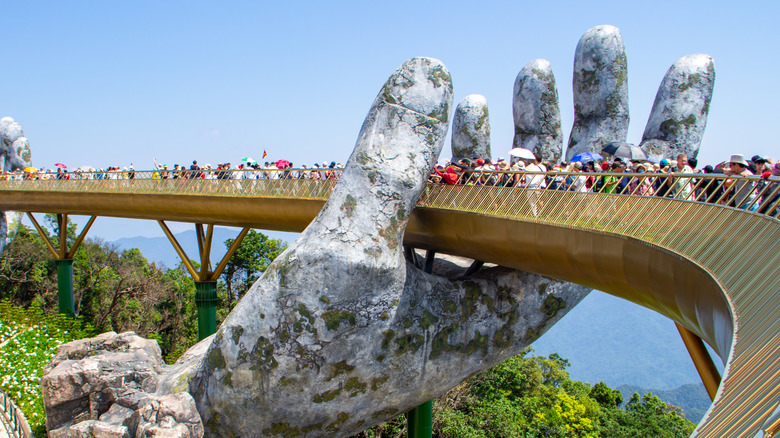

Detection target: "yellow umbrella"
[23, 167, 37, 173]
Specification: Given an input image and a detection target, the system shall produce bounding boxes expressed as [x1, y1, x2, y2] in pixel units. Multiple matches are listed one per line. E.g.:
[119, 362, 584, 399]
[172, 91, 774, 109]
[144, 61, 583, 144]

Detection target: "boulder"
[513, 59, 563, 163]
[42, 331, 202, 437]
[66, 420, 129, 438]
[128, 393, 203, 438]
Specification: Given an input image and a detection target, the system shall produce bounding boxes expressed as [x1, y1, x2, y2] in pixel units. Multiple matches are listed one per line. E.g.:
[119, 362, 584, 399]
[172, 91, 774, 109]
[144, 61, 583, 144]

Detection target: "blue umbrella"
[571, 152, 603, 162]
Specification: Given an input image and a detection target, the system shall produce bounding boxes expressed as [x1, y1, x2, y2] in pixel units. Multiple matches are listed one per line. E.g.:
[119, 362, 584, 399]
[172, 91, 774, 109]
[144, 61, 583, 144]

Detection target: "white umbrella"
[508, 147, 535, 160]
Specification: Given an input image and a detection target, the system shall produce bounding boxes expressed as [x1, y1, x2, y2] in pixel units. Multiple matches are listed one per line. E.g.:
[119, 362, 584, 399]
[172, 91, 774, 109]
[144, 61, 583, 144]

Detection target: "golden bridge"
[0, 170, 778, 437]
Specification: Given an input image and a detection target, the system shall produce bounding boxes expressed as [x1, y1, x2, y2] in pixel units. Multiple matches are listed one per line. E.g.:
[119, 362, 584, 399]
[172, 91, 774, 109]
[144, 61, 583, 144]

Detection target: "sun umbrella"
[571, 152, 603, 162]
[54, 163, 67, 169]
[23, 167, 37, 173]
[241, 157, 256, 164]
[508, 147, 535, 160]
[601, 141, 647, 161]
[275, 159, 290, 169]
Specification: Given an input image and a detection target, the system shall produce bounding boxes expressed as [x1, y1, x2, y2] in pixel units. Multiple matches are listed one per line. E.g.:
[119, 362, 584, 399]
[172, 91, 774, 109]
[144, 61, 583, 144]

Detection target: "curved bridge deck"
[0, 173, 778, 437]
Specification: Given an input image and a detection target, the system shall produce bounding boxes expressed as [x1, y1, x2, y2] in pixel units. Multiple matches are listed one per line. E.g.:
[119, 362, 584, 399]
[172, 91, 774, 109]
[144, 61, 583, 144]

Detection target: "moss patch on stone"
[541, 294, 566, 319]
[322, 309, 357, 331]
[313, 388, 342, 403]
[420, 310, 439, 330]
[381, 329, 395, 349]
[208, 347, 226, 369]
[430, 323, 462, 360]
[328, 360, 355, 381]
[345, 377, 367, 397]
[325, 413, 350, 434]
[395, 333, 424, 355]
[372, 376, 389, 391]
[341, 194, 357, 217]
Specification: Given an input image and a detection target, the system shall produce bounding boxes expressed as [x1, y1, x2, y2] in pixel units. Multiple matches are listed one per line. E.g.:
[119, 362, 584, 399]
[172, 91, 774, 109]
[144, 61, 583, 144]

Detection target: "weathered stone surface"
[190, 57, 589, 437]
[128, 393, 203, 438]
[67, 420, 130, 438]
[0, 117, 29, 170]
[566, 25, 629, 161]
[98, 403, 134, 426]
[156, 337, 213, 396]
[640, 54, 715, 161]
[513, 59, 563, 163]
[42, 332, 165, 433]
[451, 94, 491, 161]
[0, 117, 32, 253]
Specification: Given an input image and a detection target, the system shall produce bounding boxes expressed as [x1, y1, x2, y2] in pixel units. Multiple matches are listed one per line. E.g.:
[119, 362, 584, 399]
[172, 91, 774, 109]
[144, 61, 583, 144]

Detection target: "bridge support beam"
[676, 323, 721, 400]
[406, 249, 435, 438]
[159, 221, 250, 339]
[407, 400, 433, 438]
[26, 213, 96, 316]
[196, 281, 218, 341]
[56, 259, 75, 315]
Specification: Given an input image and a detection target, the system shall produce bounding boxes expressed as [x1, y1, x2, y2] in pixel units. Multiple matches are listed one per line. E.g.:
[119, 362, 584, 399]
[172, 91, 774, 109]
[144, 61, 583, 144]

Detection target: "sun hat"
[730, 154, 748, 166]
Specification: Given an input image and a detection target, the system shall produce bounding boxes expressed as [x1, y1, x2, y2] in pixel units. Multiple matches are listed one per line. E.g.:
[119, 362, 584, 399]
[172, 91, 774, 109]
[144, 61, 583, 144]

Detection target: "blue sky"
[4, 1, 778, 238]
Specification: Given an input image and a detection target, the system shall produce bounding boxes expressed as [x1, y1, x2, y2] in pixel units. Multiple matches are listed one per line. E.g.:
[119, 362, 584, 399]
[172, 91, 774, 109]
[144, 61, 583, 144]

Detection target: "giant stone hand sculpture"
[190, 57, 590, 437]
[513, 25, 714, 163]
[0, 117, 32, 252]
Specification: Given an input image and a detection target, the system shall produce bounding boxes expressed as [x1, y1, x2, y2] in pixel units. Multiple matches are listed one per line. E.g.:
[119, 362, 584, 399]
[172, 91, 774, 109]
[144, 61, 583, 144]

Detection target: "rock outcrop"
[640, 54, 715, 161]
[42, 332, 204, 438]
[513, 59, 563, 163]
[451, 94, 491, 161]
[566, 25, 629, 161]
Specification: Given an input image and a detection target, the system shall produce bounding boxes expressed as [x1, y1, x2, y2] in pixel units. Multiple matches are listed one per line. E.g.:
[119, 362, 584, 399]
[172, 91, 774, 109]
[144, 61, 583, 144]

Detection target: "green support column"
[407, 249, 435, 438]
[407, 400, 433, 438]
[56, 259, 75, 316]
[195, 281, 218, 340]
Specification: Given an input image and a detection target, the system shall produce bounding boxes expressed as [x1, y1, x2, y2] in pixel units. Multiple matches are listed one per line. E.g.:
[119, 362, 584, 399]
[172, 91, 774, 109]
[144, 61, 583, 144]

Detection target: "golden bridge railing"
[2, 168, 778, 219]
[1, 168, 779, 437]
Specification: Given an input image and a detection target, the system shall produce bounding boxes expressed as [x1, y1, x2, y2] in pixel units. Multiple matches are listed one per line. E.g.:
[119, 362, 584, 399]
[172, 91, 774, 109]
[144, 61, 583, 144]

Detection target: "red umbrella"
[54, 163, 67, 169]
[275, 159, 290, 169]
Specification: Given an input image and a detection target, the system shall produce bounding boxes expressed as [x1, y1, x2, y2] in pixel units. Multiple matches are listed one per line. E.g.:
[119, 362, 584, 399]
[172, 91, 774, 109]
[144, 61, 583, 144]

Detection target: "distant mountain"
[530, 291, 723, 390]
[617, 383, 711, 423]
[113, 228, 298, 269]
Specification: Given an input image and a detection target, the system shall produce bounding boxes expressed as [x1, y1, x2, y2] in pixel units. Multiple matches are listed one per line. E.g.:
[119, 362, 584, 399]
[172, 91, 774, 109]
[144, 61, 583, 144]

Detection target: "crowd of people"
[3, 152, 778, 217]
[430, 152, 780, 216]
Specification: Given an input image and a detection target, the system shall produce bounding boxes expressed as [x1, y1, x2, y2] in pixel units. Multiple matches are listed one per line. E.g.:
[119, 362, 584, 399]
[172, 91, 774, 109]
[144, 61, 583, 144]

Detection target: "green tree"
[221, 230, 287, 299]
[590, 381, 623, 408]
[599, 392, 695, 437]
